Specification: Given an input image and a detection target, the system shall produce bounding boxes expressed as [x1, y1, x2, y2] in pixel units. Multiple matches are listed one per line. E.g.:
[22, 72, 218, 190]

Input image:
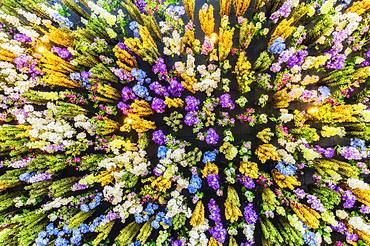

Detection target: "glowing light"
[210, 33, 218, 44]
[307, 106, 319, 115]
[36, 46, 45, 53]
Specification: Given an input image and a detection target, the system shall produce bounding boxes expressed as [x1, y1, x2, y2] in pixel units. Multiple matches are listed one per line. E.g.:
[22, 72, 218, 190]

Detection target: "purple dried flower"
[205, 128, 219, 145]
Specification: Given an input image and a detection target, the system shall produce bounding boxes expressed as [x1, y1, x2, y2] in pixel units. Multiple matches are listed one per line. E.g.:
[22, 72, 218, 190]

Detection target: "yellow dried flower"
[190, 201, 205, 227]
[199, 4, 215, 37]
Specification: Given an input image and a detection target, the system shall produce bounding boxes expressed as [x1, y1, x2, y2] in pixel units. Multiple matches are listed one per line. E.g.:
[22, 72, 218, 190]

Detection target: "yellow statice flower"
[151, 176, 172, 193]
[202, 162, 219, 177]
[321, 126, 346, 137]
[190, 201, 205, 227]
[164, 97, 184, 108]
[225, 186, 242, 223]
[199, 4, 215, 37]
[239, 161, 259, 178]
[255, 144, 281, 163]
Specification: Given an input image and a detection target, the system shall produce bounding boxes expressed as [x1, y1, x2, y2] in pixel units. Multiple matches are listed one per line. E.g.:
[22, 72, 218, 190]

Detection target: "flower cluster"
[0, 0, 369, 245]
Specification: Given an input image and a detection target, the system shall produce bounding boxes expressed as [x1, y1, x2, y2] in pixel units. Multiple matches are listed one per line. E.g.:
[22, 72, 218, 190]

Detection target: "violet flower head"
[205, 128, 219, 145]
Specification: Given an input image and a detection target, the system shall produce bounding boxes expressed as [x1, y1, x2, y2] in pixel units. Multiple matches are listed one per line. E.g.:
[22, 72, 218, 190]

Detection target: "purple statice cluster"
[185, 96, 200, 111]
[340, 146, 362, 160]
[269, 0, 293, 23]
[360, 47, 370, 67]
[117, 101, 130, 115]
[51, 46, 72, 60]
[184, 111, 200, 126]
[151, 97, 166, 113]
[240, 241, 255, 246]
[243, 203, 258, 224]
[43, 143, 66, 153]
[171, 239, 184, 246]
[165, 5, 185, 21]
[117, 42, 136, 57]
[315, 145, 335, 158]
[294, 188, 306, 199]
[121, 86, 138, 102]
[275, 161, 297, 176]
[134, 0, 147, 13]
[19, 172, 52, 183]
[152, 130, 167, 145]
[149, 81, 169, 97]
[168, 79, 184, 97]
[117, 86, 139, 114]
[152, 57, 168, 80]
[360, 204, 370, 214]
[287, 49, 308, 68]
[135, 202, 159, 223]
[14, 55, 42, 77]
[219, 93, 235, 110]
[208, 199, 227, 243]
[188, 174, 202, 193]
[14, 33, 32, 43]
[72, 183, 89, 191]
[8, 156, 34, 168]
[69, 71, 91, 89]
[341, 190, 356, 208]
[206, 174, 220, 190]
[306, 195, 325, 212]
[153, 163, 166, 176]
[325, 24, 359, 70]
[331, 222, 359, 242]
[205, 128, 219, 145]
[326, 53, 347, 70]
[237, 175, 255, 189]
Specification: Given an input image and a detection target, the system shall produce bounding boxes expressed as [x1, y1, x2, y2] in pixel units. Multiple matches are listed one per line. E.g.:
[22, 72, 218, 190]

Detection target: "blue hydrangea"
[151, 219, 160, 229]
[350, 138, 366, 150]
[19, 172, 32, 182]
[133, 84, 149, 98]
[275, 161, 297, 176]
[71, 229, 82, 245]
[135, 214, 144, 223]
[188, 174, 202, 193]
[303, 230, 317, 246]
[55, 237, 69, 246]
[318, 86, 331, 98]
[52, 13, 73, 28]
[269, 37, 286, 54]
[35, 232, 49, 246]
[202, 151, 217, 163]
[80, 204, 89, 212]
[129, 21, 140, 38]
[157, 146, 168, 159]
[70, 72, 81, 81]
[79, 223, 89, 234]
